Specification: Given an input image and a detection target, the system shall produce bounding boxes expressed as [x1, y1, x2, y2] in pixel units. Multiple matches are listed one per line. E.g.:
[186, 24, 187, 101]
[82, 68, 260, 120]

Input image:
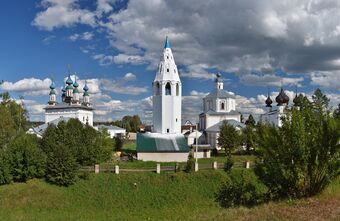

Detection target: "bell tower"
[152, 37, 182, 134]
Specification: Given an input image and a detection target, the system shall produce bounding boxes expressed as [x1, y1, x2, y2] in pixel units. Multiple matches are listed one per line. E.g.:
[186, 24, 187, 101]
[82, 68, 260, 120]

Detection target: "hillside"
[0, 171, 339, 221]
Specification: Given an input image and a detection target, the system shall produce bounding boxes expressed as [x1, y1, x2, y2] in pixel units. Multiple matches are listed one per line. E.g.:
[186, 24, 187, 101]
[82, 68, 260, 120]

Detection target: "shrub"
[8, 134, 46, 182]
[185, 152, 195, 173]
[215, 170, 269, 208]
[223, 157, 234, 172]
[46, 145, 78, 186]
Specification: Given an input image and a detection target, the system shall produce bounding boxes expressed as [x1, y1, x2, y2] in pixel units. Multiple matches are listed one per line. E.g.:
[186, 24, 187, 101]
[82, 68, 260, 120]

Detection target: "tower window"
[167, 68, 169, 72]
[165, 82, 171, 95]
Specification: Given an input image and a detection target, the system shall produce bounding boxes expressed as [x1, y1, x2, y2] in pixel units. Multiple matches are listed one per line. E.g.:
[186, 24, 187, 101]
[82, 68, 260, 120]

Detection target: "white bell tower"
[153, 37, 182, 134]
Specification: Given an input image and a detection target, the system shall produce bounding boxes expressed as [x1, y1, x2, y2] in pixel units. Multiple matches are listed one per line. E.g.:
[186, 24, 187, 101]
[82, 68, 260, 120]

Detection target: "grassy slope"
[0, 171, 339, 221]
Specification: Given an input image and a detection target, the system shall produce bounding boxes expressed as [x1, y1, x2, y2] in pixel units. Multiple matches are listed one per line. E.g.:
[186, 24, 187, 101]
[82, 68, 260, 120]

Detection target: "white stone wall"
[45, 108, 93, 126]
[137, 152, 189, 162]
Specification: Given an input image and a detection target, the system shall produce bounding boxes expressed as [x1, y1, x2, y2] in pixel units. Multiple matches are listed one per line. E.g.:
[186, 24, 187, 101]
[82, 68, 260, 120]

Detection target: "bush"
[8, 134, 46, 182]
[185, 152, 195, 173]
[223, 157, 234, 172]
[46, 145, 78, 186]
[0, 149, 12, 184]
[215, 170, 269, 208]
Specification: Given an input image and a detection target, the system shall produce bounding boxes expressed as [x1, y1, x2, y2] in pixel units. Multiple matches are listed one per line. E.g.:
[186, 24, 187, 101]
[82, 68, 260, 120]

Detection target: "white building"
[95, 125, 126, 138]
[259, 88, 290, 127]
[199, 74, 245, 149]
[28, 73, 94, 137]
[137, 37, 189, 162]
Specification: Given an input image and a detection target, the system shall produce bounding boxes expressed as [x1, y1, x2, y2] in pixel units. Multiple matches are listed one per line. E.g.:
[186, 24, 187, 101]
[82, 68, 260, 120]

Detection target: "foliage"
[255, 91, 340, 198]
[215, 170, 269, 208]
[223, 157, 234, 172]
[185, 152, 195, 173]
[112, 115, 141, 132]
[45, 144, 78, 186]
[7, 133, 46, 182]
[0, 149, 12, 185]
[245, 114, 256, 127]
[114, 136, 123, 151]
[42, 119, 113, 167]
[218, 121, 240, 157]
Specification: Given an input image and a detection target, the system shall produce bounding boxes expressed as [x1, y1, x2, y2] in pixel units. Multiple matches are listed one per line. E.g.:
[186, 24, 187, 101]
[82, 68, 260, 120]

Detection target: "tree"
[245, 114, 256, 127]
[7, 133, 46, 182]
[255, 93, 340, 198]
[218, 121, 240, 158]
[114, 136, 123, 151]
[45, 144, 78, 186]
[333, 103, 340, 119]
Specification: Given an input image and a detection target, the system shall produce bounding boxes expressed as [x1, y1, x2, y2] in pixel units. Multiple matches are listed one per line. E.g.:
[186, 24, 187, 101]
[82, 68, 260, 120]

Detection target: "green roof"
[137, 133, 189, 153]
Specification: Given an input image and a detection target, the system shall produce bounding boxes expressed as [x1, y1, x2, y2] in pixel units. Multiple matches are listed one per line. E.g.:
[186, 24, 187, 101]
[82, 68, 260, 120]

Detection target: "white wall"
[45, 108, 93, 126]
[137, 152, 189, 162]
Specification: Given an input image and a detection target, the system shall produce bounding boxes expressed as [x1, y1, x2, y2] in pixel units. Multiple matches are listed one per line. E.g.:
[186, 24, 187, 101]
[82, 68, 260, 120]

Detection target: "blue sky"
[0, 0, 339, 123]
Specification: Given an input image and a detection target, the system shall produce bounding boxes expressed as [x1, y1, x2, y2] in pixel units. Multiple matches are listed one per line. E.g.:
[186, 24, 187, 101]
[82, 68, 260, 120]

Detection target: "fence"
[80, 161, 253, 174]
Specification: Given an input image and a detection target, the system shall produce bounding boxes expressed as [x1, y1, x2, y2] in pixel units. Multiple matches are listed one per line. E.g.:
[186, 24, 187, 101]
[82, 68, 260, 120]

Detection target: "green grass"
[0, 172, 339, 221]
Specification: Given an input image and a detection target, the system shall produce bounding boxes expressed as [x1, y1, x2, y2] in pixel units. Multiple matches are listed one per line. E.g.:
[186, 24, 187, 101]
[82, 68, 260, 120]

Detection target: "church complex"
[29, 36, 294, 162]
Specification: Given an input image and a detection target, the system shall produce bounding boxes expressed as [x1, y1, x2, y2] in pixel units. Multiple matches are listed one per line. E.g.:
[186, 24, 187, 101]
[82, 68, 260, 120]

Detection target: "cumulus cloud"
[0, 78, 52, 96]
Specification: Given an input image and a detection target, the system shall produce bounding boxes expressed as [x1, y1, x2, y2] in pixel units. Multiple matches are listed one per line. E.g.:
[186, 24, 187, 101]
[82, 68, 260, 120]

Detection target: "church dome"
[276, 88, 289, 106]
[66, 75, 73, 85]
[265, 95, 273, 107]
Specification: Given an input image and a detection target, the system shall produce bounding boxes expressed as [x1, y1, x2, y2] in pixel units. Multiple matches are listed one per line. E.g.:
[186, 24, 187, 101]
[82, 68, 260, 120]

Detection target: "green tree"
[218, 121, 240, 158]
[0, 149, 12, 184]
[255, 94, 340, 198]
[46, 144, 78, 186]
[8, 133, 46, 182]
[245, 114, 256, 127]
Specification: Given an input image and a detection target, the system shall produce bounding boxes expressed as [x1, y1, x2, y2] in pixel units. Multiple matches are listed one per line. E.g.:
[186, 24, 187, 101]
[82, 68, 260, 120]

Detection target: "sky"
[0, 0, 339, 124]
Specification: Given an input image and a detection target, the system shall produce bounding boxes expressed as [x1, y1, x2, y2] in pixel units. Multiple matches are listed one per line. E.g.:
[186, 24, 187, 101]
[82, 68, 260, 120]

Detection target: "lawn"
[0, 171, 339, 221]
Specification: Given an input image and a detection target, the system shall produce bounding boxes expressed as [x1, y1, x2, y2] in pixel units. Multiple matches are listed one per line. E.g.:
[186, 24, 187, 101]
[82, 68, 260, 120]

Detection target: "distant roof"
[201, 110, 240, 116]
[45, 103, 93, 110]
[96, 125, 125, 131]
[205, 120, 245, 132]
[205, 89, 236, 99]
[137, 133, 189, 153]
[30, 117, 72, 137]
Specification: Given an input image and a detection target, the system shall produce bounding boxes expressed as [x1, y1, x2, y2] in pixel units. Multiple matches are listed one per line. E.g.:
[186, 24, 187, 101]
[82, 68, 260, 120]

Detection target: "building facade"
[199, 74, 244, 149]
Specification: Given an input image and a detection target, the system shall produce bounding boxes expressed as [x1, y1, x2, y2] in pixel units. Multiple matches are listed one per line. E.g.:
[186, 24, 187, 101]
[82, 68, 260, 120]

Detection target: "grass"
[0, 171, 339, 221]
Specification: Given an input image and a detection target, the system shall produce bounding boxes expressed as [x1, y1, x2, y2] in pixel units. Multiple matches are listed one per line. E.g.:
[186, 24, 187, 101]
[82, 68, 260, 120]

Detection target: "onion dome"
[49, 81, 56, 90]
[276, 88, 286, 106]
[83, 82, 89, 96]
[66, 74, 73, 85]
[265, 95, 273, 107]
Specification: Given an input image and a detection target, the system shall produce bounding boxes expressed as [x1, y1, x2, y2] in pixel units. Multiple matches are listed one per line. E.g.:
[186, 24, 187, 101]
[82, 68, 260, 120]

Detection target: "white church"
[199, 74, 245, 149]
[136, 37, 189, 162]
[28, 73, 94, 137]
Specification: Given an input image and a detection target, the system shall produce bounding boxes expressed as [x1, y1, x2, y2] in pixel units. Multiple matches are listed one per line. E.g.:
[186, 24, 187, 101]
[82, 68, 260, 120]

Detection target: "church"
[199, 74, 245, 149]
[136, 37, 189, 162]
[259, 88, 290, 127]
[28, 73, 94, 137]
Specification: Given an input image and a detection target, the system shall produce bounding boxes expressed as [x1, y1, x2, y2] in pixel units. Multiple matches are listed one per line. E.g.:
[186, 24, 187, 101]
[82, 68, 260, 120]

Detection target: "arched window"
[221, 102, 225, 110]
[165, 82, 171, 95]
[176, 83, 179, 96]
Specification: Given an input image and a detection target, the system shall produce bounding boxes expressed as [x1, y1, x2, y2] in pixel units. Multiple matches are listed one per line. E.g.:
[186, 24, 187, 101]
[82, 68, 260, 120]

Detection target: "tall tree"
[218, 121, 240, 157]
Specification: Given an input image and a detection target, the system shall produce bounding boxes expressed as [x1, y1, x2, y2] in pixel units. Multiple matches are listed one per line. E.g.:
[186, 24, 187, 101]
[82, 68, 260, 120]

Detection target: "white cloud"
[0, 78, 52, 96]
[33, 0, 96, 30]
[69, 32, 94, 41]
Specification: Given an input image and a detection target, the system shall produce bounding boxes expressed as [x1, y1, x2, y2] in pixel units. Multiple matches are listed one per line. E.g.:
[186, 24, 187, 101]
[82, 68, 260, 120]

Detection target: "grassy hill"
[0, 170, 339, 221]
